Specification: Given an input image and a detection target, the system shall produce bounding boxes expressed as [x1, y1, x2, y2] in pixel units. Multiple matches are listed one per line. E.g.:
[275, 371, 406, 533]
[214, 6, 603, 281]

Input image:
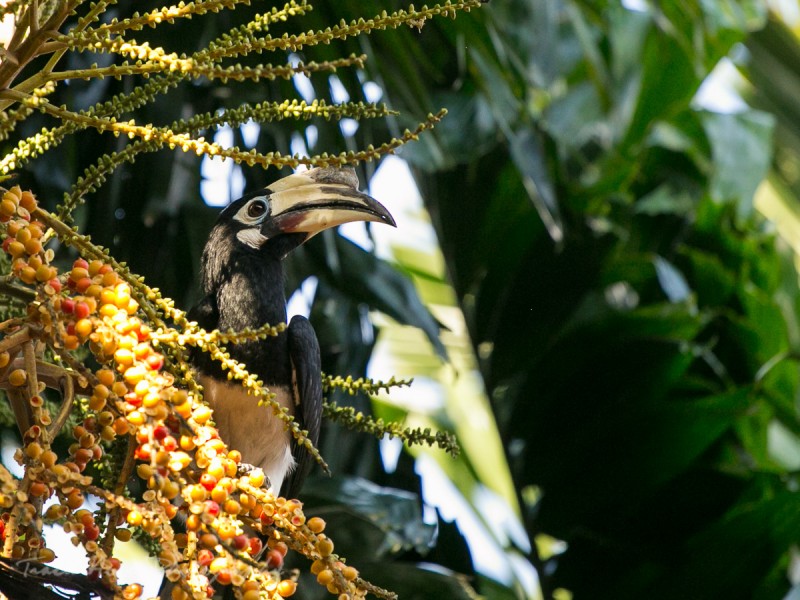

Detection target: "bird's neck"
[213, 256, 286, 332]
[199, 232, 297, 384]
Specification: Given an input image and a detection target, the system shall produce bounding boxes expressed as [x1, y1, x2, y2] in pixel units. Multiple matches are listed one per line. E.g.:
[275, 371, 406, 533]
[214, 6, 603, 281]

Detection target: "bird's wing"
[280, 315, 323, 499]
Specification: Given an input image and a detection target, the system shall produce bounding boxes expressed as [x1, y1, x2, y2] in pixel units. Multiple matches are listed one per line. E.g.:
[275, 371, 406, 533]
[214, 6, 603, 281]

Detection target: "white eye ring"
[235, 196, 269, 224]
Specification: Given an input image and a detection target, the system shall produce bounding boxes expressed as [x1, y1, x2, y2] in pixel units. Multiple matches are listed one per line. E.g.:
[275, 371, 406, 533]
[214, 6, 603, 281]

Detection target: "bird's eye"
[247, 200, 267, 219]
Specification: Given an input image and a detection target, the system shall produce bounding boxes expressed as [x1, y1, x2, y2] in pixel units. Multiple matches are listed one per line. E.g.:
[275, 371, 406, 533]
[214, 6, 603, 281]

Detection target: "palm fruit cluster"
[0, 188, 380, 600]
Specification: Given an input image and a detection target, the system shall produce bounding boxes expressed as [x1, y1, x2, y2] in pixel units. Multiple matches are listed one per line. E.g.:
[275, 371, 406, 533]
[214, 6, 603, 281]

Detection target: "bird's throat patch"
[236, 228, 268, 248]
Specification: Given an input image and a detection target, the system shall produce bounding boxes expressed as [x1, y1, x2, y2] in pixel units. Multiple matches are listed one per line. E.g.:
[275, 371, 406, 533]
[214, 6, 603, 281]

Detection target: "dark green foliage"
[313, 0, 800, 598]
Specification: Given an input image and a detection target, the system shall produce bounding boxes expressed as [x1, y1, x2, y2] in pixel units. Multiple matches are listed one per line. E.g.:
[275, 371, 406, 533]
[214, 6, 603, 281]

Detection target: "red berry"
[146, 353, 164, 370]
[134, 444, 151, 461]
[265, 549, 283, 569]
[75, 277, 92, 293]
[162, 436, 177, 452]
[248, 537, 262, 555]
[199, 474, 216, 491]
[233, 534, 248, 551]
[61, 298, 75, 314]
[73, 259, 89, 270]
[153, 425, 168, 441]
[74, 302, 90, 319]
[197, 549, 213, 567]
[84, 524, 99, 541]
[48, 278, 62, 293]
[204, 501, 220, 517]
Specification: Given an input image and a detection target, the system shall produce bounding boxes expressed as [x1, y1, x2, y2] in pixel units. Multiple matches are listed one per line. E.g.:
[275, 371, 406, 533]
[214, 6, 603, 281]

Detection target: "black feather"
[281, 315, 323, 499]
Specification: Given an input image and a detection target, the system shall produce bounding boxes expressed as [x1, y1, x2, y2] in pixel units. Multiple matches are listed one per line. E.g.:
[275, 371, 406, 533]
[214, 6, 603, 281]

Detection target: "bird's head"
[201, 167, 395, 291]
[220, 166, 394, 254]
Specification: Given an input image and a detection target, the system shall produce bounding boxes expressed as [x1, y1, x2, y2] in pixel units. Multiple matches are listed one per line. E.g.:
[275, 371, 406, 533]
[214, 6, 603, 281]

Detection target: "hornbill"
[189, 167, 395, 499]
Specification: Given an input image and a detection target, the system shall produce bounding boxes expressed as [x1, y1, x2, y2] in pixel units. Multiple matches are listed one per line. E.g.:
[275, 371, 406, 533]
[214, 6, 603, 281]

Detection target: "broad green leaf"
[701, 110, 775, 218]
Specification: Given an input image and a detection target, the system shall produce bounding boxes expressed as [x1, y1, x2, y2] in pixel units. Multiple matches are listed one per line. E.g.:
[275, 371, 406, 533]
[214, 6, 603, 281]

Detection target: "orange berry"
[19, 266, 36, 284]
[122, 583, 142, 599]
[102, 271, 118, 287]
[74, 319, 93, 338]
[66, 490, 84, 510]
[15, 228, 30, 244]
[6, 240, 24, 257]
[85, 284, 103, 298]
[0, 198, 17, 217]
[40, 450, 56, 468]
[23, 238, 42, 255]
[19, 191, 36, 212]
[8, 369, 26, 387]
[0, 352, 8, 369]
[88, 260, 104, 277]
[217, 523, 236, 540]
[96, 369, 115, 387]
[29, 482, 48, 497]
[35, 264, 53, 282]
[25, 442, 42, 459]
[277, 580, 297, 597]
[70, 267, 89, 282]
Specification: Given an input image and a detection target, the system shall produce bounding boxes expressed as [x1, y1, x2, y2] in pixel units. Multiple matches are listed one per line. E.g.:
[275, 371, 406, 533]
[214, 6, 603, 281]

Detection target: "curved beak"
[263, 167, 395, 239]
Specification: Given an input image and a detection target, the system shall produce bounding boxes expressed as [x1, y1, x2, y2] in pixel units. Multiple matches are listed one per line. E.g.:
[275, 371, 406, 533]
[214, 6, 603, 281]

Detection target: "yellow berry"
[126, 510, 143, 527]
[307, 517, 326, 534]
[114, 348, 134, 366]
[247, 470, 265, 487]
[316, 569, 334, 585]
